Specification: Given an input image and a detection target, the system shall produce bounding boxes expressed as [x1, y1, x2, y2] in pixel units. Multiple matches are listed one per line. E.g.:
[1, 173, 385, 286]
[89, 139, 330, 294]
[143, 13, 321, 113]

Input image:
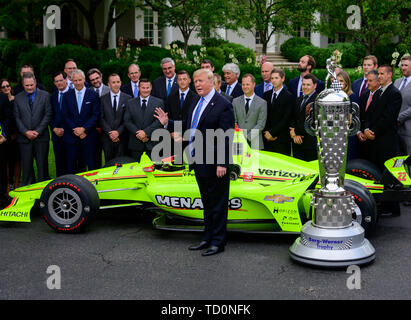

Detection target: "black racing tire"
[346, 159, 382, 182]
[345, 179, 378, 236]
[103, 156, 136, 168]
[40, 175, 100, 233]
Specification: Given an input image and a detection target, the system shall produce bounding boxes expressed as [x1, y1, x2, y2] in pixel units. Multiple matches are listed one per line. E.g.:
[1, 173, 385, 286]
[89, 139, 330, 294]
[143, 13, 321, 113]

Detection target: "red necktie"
[360, 79, 367, 97]
[365, 91, 373, 111]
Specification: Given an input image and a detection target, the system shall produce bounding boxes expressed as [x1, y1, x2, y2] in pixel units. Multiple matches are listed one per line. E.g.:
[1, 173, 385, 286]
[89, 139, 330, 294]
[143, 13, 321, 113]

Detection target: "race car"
[0, 127, 409, 236]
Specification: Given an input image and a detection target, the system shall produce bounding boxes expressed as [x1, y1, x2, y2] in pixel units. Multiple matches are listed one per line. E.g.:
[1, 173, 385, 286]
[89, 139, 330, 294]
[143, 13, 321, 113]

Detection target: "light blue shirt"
[75, 87, 86, 113]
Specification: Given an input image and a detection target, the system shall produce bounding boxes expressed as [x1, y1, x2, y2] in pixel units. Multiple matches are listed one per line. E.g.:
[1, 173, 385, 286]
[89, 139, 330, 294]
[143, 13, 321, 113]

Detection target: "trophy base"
[289, 221, 375, 268]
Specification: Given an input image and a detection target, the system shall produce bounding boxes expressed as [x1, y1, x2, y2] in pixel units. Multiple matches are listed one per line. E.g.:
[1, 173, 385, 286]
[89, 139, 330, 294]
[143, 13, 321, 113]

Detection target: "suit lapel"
[197, 93, 217, 128]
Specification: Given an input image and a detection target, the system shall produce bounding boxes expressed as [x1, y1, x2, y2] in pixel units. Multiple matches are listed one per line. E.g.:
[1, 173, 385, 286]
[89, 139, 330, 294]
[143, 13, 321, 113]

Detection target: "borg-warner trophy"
[289, 58, 376, 267]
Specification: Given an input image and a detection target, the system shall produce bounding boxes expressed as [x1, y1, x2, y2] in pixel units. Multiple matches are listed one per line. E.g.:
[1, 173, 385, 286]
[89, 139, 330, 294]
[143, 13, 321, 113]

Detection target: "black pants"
[195, 171, 230, 247]
[0, 143, 7, 199]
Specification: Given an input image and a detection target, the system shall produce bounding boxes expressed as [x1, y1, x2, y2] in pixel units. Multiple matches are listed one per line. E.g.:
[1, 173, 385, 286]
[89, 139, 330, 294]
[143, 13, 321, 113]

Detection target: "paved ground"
[0, 204, 410, 301]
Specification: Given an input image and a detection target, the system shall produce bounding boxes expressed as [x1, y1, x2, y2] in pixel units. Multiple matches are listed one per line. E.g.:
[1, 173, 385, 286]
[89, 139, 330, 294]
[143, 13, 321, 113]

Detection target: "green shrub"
[2, 39, 37, 81]
[99, 60, 130, 84]
[220, 42, 255, 65]
[205, 47, 226, 65]
[280, 37, 312, 62]
[138, 46, 171, 64]
[328, 43, 366, 68]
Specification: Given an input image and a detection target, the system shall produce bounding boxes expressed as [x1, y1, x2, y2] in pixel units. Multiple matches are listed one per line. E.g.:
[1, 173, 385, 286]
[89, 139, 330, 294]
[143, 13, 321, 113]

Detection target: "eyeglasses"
[1, 84, 11, 89]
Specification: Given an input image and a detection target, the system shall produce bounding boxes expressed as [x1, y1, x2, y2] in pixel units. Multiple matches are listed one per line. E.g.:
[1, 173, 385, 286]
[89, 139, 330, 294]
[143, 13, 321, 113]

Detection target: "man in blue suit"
[255, 62, 274, 98]
[155, 69, 235, 256]
[61, 69, 100, 174]
[288, 55, 324, 98]
[352, 55, 378, 99]
[50, 71, 69, 177]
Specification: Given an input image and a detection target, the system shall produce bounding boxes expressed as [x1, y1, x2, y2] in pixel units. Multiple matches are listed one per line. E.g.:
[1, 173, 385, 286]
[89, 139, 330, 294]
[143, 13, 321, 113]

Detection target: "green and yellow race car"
[1, 128, 409, 236]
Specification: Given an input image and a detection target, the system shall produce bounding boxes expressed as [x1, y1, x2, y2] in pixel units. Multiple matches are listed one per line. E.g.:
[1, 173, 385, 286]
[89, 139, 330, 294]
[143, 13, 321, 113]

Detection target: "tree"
[230, 0, 317, 54]
[314, 0, 411, 54]
[138, 0, 228, 53]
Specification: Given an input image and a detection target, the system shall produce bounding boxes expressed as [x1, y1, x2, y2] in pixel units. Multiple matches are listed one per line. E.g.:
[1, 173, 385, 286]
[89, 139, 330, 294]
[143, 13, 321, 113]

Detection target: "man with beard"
[288, 55, 324, 98]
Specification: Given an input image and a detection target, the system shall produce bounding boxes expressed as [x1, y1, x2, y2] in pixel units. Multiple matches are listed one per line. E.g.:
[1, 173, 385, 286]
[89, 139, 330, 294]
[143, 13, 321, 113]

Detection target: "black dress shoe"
[201, 246, 224, 256]
[188, 241, 209, 251]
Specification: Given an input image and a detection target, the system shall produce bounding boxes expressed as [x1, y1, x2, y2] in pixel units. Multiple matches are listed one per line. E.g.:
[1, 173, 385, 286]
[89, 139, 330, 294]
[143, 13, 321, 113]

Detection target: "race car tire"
[103, 156, 136, 168]
[345, 179, 378, 236]
[40, 175, 100, 233]
[346, 159, 382, 182]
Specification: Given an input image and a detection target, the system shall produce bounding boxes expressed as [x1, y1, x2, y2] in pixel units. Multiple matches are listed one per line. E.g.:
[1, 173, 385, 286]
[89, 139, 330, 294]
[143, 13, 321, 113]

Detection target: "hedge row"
[280, 36, 410, 68]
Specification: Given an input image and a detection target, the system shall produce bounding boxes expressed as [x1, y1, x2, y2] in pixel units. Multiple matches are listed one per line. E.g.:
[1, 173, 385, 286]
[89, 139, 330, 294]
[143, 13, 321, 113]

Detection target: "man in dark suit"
[255, 62, 274, 98]
[364, 65, 402, 171]
[0, 92, 12, 204]
[213, 73, 233, 102]
[13, 64, 46, 95]
[151, 58, 179, 102]
[50, 71, 69, 177]
[61, 69, 100, 174]
[352, 55, 378, 99]
[357, 70, 381, 163]
[13, 73, 52, 186]
[120, 64, 141, 98]
[124, 79, 165, 162]
[155, 69, 235, 256]
[263, 68, 295, 155]
[290, 74, 318, 161]
[221, 63, 243, 99]
[288, 55, 324, 98]
[100, 73, 131, 163]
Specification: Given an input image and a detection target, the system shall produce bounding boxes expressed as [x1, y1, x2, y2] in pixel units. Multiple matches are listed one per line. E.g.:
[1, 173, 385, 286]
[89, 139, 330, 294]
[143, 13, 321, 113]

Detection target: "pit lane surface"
[0, 205, 410, 300]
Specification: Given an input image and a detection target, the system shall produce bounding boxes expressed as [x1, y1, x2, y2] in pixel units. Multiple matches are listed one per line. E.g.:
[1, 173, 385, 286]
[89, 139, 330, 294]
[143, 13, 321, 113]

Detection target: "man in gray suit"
[232, 74, 267, 149]
[124, 78, 165, 162]
[100, 73, 131, 163]
[396, 55, 411, 155]
[13, 73, 52, 186]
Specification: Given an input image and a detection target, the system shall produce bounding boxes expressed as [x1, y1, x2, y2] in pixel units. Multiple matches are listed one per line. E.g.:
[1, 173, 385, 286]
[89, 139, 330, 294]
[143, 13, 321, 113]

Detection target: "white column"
[104, 0, 117, 49]
[43, 14, 56, 47]
[161, 26, 173, 47]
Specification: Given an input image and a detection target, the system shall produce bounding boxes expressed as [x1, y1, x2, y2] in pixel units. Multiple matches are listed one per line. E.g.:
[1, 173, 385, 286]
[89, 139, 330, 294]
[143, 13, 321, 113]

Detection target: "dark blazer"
[151, 76, 179, 102]
[124, 95, 164, 152]
[0, 93, 11, 138]
[100, 92, 131, 141]
[352, 77, 369, 99]
[120, 82, 139, 98]
[165, 89, 198, 123]
[366, 84, 402, 168]
[169, 91, 235, 177]
[263, 88, 295, 154]
[13, 89, 52, 143]
[61, 88, 101, 144]
[221, 82, 243, 99]
[50, 90, 66, 132]
[288, 76, 324, 98]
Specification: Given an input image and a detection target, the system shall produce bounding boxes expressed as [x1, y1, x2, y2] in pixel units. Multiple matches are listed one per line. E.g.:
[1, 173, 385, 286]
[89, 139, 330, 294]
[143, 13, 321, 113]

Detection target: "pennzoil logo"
[264, 194, 294, 204]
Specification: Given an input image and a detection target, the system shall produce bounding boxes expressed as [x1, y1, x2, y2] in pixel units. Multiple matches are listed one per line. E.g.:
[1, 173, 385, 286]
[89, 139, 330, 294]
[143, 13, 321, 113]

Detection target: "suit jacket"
[367, 83, 402, 165]
[61, 88, 101, 144]
[263, 88, 295, 145]
[124, 95, 164, 152]
[352, 77, 369, 99]
[0, 93, 12, 138]
[50, 90, 66, 132]
[291, 92, 317, 150]
[219, 91, 233, 102]
[13, 89, 52, 143]
[168, 91, 235, 177]
[165, 89, 198, 123]
[395, 77, 411, 138]
[359, 89, 380, 133]
[100, 92, 131, 142]
[288, 76, 324, 98]
[96, 84, 110, 97]
[121, 82, 139, 98]
[232, 94, 267, 149]
[151, 76, 179, 102]
[221, 82, 243, 99]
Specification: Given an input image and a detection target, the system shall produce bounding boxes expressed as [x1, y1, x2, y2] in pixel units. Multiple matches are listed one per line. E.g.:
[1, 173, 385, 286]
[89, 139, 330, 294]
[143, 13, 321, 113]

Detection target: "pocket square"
[85, 101, 91, 104]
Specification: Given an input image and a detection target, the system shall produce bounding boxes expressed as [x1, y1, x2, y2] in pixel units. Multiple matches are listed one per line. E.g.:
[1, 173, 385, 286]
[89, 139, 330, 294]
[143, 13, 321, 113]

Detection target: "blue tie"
[167, 79, 172, 97]
[226, 85, 231, 95]
[77, 91, 82, 113]
[180, 92, 185, 109]
[189, 97, 205, 156]
[133, 84, 139, 98]
[59, 92, 63, 110]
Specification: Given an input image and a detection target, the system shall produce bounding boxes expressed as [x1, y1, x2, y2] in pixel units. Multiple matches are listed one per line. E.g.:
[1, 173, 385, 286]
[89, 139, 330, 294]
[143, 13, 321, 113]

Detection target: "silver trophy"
[289, 58, 375, 267]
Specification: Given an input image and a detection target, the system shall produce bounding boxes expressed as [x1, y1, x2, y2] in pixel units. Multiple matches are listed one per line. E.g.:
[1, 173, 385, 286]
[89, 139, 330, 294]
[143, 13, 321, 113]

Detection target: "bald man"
[255, 62, 274, 98]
